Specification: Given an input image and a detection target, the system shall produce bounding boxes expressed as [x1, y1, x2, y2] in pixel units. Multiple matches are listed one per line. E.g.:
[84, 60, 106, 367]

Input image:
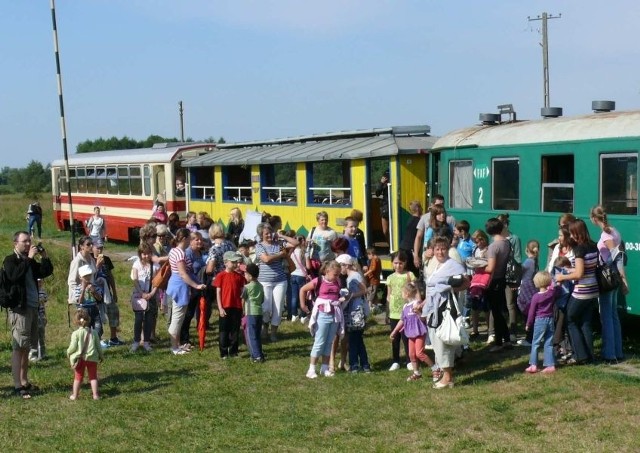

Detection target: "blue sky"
[2, 1, 639, 168]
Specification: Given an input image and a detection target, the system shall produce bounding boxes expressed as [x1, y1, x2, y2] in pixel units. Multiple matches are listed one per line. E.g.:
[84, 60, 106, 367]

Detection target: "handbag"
[596, 252, 621, 293]
[152, 261, 171, 290]
[435, 293, 469, 346]
[130, 294, 149, 312]
[70, 328, 92, 370]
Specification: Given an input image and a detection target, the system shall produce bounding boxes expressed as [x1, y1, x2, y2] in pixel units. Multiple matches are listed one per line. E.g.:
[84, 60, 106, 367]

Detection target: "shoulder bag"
[435, 293, 469, 346]
[596, 251, 621, 293]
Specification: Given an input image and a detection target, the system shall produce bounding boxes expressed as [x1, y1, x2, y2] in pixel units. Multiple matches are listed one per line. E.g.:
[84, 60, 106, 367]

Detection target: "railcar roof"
[432, 110, 640, 150]
[50, 143, 215, 167]
[183, 132, 436, 168]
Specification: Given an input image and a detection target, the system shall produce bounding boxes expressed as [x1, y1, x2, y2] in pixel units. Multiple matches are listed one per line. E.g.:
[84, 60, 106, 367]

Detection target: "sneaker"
[306, 369, 318, 379]
[322, 369, 335, 377]
[252, 357, 266, 363]
[407, 373, 423, 381]
[362, 367, 372, 373]
[488, 344, 504, 353]
[541, 366, 556, 374]
[517, 339, 532, 347]
[406, 363, 413, 371]
[172, 348, 187, 355]
[291, 315, 298, 323]
[28, 356, 39, 363]
[100, 340, 110, 349]
[300, 316, 308, 324]
[525, 365, 539, 373]
[142, 342, 152, 352]
[130, 342, 140, 352]
[486, 334, 495, 344]
[389, 362, 400, 371]
[109, 338, 126, 346]
[463, 321, 471, 329]
[510, 334, 517, 343]
[180, 343, 193, 352]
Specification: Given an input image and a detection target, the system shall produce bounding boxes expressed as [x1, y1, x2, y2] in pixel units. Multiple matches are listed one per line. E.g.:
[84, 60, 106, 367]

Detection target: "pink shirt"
[597, 227, 621, 263]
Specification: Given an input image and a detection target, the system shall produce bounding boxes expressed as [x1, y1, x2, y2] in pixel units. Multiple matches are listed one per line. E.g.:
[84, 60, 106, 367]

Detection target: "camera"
[35, 243, 45, 253]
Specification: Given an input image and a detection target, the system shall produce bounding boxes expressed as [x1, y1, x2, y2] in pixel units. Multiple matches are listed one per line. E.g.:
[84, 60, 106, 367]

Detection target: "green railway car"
[431, 105, 639, 315]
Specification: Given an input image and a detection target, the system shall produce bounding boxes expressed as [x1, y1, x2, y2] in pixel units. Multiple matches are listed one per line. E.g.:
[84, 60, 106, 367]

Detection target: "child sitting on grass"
[525, 271, 559, 374]
[67, 308, 103, 400]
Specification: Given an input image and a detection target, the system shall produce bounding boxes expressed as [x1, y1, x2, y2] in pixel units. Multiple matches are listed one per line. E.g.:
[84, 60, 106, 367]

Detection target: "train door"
[154, 166, 166, 200]
[367, 158, 391, 253]
[395, 154, 428, 251]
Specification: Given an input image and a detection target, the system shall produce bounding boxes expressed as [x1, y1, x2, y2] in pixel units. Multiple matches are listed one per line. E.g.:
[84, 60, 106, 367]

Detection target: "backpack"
[0, 267, 21, 310]
[504, 241, 522, 287]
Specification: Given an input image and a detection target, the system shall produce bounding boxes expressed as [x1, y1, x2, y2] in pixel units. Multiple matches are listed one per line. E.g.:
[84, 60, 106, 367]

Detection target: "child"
[516, 240, 540, 346]
[185, 211, 200, 232]
[213, 251, 246, 359]
[390, 282, 438, 381]
[242, 263, 265, 362]
[300, 261, 344, 379]
[289, 236, 310, 323]
[363, 247, 382, 312]
[525, 271, 558, 374]
[386, 250, 415, 371]
[29, 279, 48, 362]
[465, 229, 490, 339]
[75, 264, 104, 339]
[337, 254, 371, 373]
[551, 256, 574, 362]
[343, 217, 366, 268]
[67, 308, 103, 400]
[455, 221, 475, 262]
[130, 244, 157, 352]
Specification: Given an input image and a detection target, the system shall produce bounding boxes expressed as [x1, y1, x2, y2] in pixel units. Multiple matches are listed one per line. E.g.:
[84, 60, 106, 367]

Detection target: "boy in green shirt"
[242, 263, 265, 362]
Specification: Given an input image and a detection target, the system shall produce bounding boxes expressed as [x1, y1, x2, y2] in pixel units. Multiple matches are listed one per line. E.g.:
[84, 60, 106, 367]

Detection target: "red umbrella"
[197, 295, 207, 351]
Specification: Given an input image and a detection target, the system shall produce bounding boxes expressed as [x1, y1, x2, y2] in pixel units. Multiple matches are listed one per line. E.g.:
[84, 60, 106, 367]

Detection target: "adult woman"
[497, 213, 521, 342]
[130, 244, 157, 352]
[255, 222, 298, 341]
[484, 218, 512, 352]
[556, 219, 599, 364]
[546, 214, 576, 268]
[180, 231, 207, 349]
[86, 207, 106, 246]
[590, 205, 626, 362]
[166, 228, 206, 355]
[422, 205, 450, 251]
[67, 236, 102, 338]
[308, 211, 338, 265]
[227, 207, 244, 247]
[399, 201, 423, 277]
[420, 236, 467, 388]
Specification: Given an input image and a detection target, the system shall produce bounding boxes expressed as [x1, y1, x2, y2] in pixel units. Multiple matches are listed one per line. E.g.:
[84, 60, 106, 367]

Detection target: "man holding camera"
[3, 231, 53, 399]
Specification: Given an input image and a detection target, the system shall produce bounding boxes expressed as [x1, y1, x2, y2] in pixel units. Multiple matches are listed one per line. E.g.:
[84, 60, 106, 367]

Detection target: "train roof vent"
[479, 113, 501, 125]
[541, 107, 563, 118]
[592, 100, 616, 113]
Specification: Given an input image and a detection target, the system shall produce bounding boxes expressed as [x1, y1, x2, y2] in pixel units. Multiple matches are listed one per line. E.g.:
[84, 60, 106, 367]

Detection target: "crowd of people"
[2, 195, 629, 399]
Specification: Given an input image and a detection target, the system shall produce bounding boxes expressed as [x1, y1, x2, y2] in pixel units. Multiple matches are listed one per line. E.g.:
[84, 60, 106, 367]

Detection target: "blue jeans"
[28, 215, 42, 239]
[598, 289, 623, 360]
[246, 315, 263, 359]
[529, 316, 555, 367]
[348, 329, 370, 371]
[566, 296, 596, 362]
[289, 275, 306, 319]
[310, 312, 338, 358]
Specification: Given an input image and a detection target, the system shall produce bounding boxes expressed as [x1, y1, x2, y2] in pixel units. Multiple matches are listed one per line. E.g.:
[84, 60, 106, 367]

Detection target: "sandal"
[15, 387, 31, 399]
[432, 369, 443, 382]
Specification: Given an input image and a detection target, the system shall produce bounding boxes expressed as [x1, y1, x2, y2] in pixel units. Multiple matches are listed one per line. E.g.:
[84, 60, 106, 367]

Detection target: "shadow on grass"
[99, 368, 196, 397]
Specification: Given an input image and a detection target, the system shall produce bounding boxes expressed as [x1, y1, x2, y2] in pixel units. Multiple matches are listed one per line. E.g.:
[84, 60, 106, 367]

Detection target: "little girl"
[465, 230, 489, 338]
[300, 261, 344, 379]
[516, 240, 540, 346]
[390, 282, 437, 381]
[67, 308, 103, 400]
[130, 244, 157, 352]
[386, 250, 415, 371]
[525, 271, 558, 374]
[290, 235, 310, 323]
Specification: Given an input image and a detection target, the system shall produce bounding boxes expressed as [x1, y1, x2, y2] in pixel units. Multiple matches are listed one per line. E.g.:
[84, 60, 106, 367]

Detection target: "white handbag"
[435, 293, 469, 347]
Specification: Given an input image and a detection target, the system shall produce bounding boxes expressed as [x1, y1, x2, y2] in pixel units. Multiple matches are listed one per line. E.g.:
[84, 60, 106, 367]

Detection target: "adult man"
[412, 194, 457, 269]
[26, 201, 43, 240]
[374, 170, 390, 241]
[4, 231, 53, 398]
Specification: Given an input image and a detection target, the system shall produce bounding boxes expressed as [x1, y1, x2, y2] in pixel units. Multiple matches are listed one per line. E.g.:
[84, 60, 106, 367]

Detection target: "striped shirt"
[572, 242, 599, 299]
[169, 247, 193, 274]
[255, 242, 287, 283]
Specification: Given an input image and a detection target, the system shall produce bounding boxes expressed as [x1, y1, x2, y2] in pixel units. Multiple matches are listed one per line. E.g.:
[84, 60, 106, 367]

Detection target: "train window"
[76, 168, 87, 193]
[118, 166, 130, 195]
[449, 160, 473, 209]
[541, 155, 574, 213]
[143, 165, 151, 196]
[59, 168, 68, 193]
[86, 167, 97, 194]
[96, 167, 108, 194]
[107, 167, 118, 195]
[492, 158, 519, 211]
[307, 161, 352, 206]
[222, 165, 252, 203]
[130, 166, 143, 196]
[261, 163, 296, 204]
[191, 167, 215, 200]
[600, 153, 638, 215]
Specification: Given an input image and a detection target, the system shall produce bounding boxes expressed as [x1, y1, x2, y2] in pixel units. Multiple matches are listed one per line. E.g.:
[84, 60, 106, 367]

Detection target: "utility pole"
[179, 101, 184, 142]
[528, 12, 561, 108]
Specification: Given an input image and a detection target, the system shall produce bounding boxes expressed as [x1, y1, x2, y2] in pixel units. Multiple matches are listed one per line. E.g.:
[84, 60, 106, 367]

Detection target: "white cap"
[336, 254, 353, 266]
[78, 265, 93, 278]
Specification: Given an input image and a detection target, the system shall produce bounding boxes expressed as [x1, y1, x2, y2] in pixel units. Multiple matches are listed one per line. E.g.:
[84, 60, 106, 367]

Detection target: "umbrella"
[197, 295, 207, 351]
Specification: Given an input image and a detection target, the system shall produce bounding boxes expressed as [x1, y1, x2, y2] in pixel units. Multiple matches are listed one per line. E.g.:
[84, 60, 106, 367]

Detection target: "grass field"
[1, 194, 639, 452]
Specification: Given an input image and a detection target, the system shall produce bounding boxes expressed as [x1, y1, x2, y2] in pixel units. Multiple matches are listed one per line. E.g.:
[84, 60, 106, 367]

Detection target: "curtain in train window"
[492, 158, 519, 211]
[449, 160, 472, 209]
[541, 155, 574, 213]
[600, 153, 638, 215]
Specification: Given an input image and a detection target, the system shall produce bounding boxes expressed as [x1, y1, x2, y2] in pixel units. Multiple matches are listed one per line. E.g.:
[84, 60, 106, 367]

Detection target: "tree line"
[1, 134, 226, 197]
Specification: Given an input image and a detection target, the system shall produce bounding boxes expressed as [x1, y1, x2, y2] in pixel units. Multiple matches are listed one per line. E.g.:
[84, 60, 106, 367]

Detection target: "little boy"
[343, 217, 367, 268]
[525, 271, 559, 374]
[363, 247, 382, 312]
[213, 251, 246, 359]
[454, 220, 475, 262]
[29, 279, 48, 362]
[242, 263, 265, 362]
[75, 265, 104, 340]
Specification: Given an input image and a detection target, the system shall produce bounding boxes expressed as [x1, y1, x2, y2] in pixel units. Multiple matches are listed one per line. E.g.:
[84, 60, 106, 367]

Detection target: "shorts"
[74, 359, 98, 381]
[10, 306, 39, 351]
[105, 302, 120, 328]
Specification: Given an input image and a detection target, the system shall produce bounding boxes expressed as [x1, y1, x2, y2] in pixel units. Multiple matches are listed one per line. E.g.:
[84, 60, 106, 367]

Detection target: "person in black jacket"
[3, 231, 54, 398]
